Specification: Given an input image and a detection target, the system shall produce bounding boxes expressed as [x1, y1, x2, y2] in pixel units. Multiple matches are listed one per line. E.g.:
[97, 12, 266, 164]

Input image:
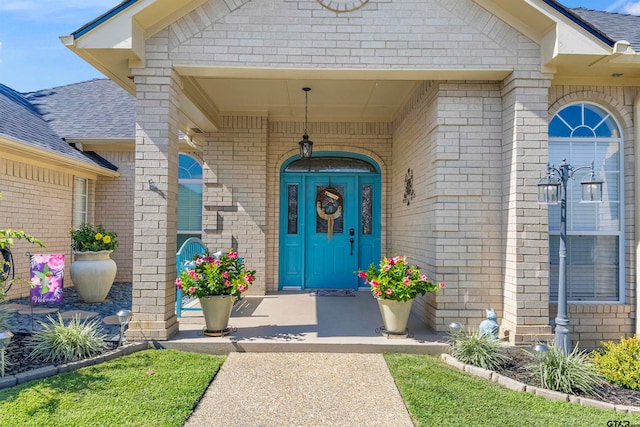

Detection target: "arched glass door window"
[548, 103, 623, 302]
[178, 154, 203, 249]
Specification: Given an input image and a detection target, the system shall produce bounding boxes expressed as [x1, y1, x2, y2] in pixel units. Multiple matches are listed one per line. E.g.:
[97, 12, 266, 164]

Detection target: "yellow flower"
[95, 233, 103, 240]
[103, 235, 112, 244]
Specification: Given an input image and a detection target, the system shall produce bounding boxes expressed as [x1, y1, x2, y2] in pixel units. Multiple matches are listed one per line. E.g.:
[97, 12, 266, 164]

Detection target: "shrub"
[28, 314, 108, 364]
[526, 344, 604, 396]
[448, 330, 509, 370]
[593, 335, 640, 390]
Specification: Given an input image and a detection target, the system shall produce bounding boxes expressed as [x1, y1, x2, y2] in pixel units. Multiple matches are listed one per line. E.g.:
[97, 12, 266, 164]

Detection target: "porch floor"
[162, 291, 449, 354]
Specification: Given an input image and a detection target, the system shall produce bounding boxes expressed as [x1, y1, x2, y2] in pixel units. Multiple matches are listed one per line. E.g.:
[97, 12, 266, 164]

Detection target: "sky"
[0, 0, 639, 93]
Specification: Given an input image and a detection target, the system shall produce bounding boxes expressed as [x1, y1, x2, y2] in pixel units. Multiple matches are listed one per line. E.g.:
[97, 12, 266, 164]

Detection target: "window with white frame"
[548, 102, 623, 302]
[73, 177, 88, 228]
[178, 154, 203, 249]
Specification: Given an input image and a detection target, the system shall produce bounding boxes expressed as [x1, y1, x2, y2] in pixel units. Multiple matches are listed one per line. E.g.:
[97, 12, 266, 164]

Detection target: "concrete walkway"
[184, 352, 414, 427]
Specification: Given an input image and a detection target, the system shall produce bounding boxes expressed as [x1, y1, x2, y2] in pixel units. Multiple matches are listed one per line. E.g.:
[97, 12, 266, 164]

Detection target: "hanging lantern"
[298, 87, 313, 159]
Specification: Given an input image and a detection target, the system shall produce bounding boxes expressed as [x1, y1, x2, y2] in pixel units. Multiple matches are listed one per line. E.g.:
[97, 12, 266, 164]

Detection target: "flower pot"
[377, 297, 414, 334]
[199, 295, 234, 332]
[70, 250, 117, 303]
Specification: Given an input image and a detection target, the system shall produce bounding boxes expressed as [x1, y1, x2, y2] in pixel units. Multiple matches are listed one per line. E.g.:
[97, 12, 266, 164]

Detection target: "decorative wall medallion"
[403, 168, 415, 206]
[316, 187, 343, 238]
[317, 0, 369, 13]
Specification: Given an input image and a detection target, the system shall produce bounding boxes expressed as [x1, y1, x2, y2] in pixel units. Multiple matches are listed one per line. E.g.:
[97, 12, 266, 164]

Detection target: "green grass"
[385, 353, 640, 427]
[0, 349, 224, 427]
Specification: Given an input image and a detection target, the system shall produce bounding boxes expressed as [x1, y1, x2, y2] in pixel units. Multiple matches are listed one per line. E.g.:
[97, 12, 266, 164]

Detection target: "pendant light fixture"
[298, 87, 313, 159]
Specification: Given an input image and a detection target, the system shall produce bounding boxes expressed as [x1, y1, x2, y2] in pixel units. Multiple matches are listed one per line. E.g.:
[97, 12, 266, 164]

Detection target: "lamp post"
[538, 159, 603, 355]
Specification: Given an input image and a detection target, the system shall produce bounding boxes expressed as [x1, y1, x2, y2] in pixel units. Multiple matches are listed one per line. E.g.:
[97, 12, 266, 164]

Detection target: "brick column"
[128, 68, 181, 341]
[500, 72, 554, 345]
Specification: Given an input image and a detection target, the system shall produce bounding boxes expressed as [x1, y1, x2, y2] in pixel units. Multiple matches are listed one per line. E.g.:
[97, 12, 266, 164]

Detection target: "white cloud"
[622, 1, 640, 14]
[606, 0, 640, 14]
[606, 0, 630, 12]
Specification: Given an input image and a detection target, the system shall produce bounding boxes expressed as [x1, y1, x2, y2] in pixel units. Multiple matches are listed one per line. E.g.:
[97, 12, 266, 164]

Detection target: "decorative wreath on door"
[316, 187, 343, 239]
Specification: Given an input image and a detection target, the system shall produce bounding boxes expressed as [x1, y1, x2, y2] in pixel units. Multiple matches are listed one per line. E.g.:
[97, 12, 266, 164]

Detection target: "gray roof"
[25, 79, 135, 140]
[0, 83, 117, 171]
[570, 8, 640, 50]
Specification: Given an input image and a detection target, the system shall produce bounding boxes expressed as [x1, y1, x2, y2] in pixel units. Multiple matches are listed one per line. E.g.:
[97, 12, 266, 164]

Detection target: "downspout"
[636, 92, 640, 335]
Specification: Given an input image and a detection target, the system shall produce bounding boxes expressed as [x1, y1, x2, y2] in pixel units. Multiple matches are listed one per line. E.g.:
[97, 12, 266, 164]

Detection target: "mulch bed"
[498, 347, 640, 407]
[2, 333, 118, 377]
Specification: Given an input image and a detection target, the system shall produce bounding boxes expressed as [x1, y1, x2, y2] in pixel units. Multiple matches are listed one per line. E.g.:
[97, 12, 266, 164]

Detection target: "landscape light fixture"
[0, 330, 13, 377]
[532, 343, 549, 388]
[116, 309, 132, 347]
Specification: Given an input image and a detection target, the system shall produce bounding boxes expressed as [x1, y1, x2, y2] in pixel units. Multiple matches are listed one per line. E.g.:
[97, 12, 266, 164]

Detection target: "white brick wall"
[168, 0, 534, 71]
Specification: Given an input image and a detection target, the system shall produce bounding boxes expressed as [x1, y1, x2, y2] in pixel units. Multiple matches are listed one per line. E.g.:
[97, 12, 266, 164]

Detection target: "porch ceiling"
[177, 68, 514, 128]
[188, 77, 416, 123]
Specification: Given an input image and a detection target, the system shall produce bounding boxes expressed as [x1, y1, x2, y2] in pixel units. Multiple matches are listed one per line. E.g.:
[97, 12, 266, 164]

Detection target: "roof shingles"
[25, 79, 135, 140]
[0, 83, 117, 171]
[570, 7, 640, 50]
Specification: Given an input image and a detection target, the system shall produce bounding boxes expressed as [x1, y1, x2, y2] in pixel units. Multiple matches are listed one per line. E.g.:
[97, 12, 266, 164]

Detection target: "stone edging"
[441, 353, 640, 414]
[0, 342, 150, 390]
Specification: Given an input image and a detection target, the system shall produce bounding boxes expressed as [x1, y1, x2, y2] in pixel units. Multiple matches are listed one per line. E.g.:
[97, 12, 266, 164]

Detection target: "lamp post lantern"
[538, 159, 603, 355]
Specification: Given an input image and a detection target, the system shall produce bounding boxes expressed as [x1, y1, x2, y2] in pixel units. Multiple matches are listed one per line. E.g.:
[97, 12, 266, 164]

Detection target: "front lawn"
[0, 349, 224, 427]
[385, 353, 640, 427]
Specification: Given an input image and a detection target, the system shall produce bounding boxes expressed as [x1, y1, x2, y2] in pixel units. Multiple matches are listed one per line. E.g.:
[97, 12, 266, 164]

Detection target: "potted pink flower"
[357, 256, 444, 335]
[175, 249, 255, 333]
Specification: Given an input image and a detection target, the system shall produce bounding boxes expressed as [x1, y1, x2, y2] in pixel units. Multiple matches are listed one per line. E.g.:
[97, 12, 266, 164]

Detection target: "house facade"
[3, 0, 639, 348]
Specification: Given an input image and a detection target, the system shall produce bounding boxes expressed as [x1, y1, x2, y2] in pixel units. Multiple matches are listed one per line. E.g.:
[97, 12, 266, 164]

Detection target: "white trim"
[635, 93, 640, 334]
[74, 177, 88, 228]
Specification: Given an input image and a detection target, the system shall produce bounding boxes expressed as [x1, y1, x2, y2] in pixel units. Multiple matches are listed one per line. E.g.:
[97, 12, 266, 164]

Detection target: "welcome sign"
[30, 254, 64, 305]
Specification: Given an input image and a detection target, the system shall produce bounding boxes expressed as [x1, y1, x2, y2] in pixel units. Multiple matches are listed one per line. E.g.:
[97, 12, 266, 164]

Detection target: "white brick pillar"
[128, 69, 181, 341]
[500, 72, 554, 345]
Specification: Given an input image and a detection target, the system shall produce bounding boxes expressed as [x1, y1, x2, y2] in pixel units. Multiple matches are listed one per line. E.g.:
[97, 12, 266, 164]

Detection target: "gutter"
[72, 0, 140, 39]
[0, 136, 120, 179]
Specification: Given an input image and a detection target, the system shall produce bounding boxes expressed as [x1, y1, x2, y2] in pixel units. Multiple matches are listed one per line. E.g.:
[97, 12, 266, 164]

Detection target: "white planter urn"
[377, 297, 415, 334]
[70, 250, 117, 303]
[199, 295, 235, 332]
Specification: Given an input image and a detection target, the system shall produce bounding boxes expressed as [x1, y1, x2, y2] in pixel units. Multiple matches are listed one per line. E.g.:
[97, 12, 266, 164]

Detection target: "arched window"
[178, 154, 203, 249]
[548, 102, 623, 302]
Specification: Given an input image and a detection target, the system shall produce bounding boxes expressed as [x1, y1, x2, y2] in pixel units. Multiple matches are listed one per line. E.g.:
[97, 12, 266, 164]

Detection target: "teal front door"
[279, 155, 381, 290]
[305, 176, 356, 288]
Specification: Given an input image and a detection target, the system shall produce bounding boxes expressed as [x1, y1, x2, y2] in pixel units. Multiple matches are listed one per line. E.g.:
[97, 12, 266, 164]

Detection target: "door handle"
[348, 228, 355, 256]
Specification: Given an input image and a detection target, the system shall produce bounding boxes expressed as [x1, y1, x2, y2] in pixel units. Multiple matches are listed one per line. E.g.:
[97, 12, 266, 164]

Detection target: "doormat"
[309, 290, 356, 297]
